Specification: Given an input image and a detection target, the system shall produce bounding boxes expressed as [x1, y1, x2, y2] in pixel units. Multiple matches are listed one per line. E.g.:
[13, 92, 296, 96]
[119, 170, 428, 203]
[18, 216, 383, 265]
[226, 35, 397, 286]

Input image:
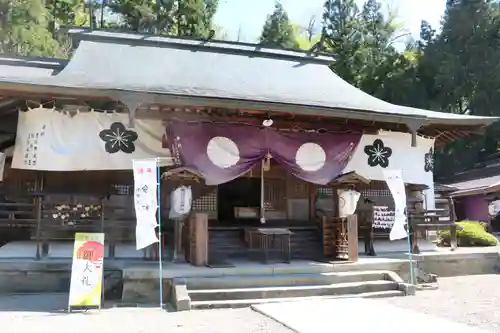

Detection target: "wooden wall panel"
[286, 173, 310, 200]
[264, 178, 286, 212]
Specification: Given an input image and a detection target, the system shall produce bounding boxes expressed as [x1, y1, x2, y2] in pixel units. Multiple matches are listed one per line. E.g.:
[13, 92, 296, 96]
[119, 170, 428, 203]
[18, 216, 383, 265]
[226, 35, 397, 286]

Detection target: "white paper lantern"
[337, 189, 361, 218]
[169, 186, 193, 218]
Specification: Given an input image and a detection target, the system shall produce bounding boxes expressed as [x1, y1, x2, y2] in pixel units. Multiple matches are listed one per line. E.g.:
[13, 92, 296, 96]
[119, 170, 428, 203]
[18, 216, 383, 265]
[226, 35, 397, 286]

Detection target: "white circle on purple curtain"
[206, 136, 240, 168]
[295, 142, 326, 171]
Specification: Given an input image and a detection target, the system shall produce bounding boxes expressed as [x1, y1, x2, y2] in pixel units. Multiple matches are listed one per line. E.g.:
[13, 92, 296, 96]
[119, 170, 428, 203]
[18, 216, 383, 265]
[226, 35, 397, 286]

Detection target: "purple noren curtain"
[166, 121, 361, 186]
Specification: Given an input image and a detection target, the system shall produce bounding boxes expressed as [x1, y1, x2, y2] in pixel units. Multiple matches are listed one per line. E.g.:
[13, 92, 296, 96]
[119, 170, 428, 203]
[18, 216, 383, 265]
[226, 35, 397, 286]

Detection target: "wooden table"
[247, 228, 292, 264]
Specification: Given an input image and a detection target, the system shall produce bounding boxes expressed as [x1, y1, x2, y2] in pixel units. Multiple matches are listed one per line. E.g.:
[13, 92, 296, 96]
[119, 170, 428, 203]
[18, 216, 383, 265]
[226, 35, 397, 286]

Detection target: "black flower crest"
[364, 139, 393, 168]
[424, 148, 434, 172]
[99, 122, 138, 154]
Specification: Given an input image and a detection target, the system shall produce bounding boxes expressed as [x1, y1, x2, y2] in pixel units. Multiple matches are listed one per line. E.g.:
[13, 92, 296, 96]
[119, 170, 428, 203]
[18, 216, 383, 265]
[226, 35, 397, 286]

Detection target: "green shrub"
[437, 220, 499, 247]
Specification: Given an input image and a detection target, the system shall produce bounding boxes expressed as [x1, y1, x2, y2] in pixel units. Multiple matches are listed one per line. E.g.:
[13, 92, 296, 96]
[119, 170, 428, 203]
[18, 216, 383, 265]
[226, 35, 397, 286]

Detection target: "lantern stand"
[162, 168, 202, 263]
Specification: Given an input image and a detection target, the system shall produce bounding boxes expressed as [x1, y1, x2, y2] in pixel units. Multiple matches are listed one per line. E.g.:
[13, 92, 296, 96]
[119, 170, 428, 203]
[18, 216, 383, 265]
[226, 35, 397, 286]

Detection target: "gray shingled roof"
[0, 29, 496, 127]
[448, 176, 500, 191]
[0, 55, 67, 77]
[446, 175, 500, 197]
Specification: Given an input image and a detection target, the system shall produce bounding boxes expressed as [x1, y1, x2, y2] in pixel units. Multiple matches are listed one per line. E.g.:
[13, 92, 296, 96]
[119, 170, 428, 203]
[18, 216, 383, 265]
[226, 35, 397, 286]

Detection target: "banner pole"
[156, 157, 163, 309]
[406, 219, 415, 285]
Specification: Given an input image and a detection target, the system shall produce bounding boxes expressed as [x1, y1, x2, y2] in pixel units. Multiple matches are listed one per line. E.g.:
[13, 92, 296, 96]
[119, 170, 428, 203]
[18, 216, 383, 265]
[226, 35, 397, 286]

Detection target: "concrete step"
[191, 290, 405, 309]
[189, 280, 397, 302]
[185, 270, 390, 290]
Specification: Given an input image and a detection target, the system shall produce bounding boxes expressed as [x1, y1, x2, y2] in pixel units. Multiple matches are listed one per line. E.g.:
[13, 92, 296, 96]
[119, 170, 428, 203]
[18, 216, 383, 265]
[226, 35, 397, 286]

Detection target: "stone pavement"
[3, 275, 500, 333]
[252, 298, 492, 333]
[0, 294, 292, 333]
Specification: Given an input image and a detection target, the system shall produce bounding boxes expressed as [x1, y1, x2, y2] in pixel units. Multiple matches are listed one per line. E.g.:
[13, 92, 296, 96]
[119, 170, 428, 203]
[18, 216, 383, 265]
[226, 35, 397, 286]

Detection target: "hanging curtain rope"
[260, 127, 271, 224]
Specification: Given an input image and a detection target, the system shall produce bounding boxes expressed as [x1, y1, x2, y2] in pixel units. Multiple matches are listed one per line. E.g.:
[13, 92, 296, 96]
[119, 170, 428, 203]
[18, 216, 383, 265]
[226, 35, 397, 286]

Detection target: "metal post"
[156, 158, 163, 309]
[260, 159, 265, 224]
[406, 214, 415, 285]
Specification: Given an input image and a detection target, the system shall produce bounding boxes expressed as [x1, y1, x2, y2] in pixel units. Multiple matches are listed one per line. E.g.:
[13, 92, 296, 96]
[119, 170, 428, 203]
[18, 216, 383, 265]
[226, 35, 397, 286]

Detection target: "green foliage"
[321, 0, 422, 105]
[108, 0, 218, 37]
[422, 0, 500, 178]
[260, 2, 299, 49]
[438, 220, 499, 247]
[45, 0, 83, 33]
[0, 0, 64, 57]
[108, 0, 159, 32]
[0, 0, 220, 58]
[177, 0, 218, 37]
[318, 0, 500, 178]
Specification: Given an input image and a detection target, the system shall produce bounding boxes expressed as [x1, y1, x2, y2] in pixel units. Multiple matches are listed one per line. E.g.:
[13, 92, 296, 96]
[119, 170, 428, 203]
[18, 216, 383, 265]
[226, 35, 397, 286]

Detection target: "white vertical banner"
[383, 169, 408, 241]
[135, 226, 160, 250]
[133, 159, 159, 250]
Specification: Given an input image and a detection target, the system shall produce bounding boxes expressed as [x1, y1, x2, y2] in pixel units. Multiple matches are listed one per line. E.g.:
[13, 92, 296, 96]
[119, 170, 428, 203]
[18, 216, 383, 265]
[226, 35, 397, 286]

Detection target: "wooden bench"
[36, 202, 156, 260]
[39, 222, 101, 257]
[407, 208, 461, 254]
[0, 201, 36, 227]
[103, 205, 169, 260]
[102, 206, 134, 259]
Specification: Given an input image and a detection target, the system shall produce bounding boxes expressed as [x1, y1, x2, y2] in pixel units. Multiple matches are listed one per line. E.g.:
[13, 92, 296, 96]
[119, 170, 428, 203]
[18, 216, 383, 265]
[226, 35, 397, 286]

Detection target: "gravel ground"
[384, 275, 500, 332]
[1, 275, 500, 333]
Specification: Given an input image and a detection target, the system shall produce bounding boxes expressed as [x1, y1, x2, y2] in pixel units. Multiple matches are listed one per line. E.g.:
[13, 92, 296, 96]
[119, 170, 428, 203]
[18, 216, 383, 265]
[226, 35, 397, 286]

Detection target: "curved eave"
[0, 80, 497, 129]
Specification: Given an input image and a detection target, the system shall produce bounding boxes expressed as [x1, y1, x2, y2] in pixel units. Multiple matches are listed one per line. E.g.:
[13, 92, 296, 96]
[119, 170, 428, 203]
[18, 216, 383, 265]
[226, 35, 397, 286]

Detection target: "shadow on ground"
[0, 294, 69, 313]
[0, 293, 173, 314]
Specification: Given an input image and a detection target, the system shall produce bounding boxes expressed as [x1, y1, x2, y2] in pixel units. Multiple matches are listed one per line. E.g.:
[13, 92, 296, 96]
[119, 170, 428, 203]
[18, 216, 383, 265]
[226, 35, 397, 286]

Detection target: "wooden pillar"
[408, 190, 424, 253]
[347, 214, 358, 262]
[172, 219, 186, 262]
[189, 213, 208, 266]
[34, 172, 44, 260]
[308, 184, 316, 221]
[100, 197, 105, 233]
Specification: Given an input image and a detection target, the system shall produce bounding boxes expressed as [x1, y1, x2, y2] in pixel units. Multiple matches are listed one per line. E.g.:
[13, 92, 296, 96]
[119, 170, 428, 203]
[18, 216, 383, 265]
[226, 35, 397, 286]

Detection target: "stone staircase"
[209, 229, 247, 259]
[175, 270, 411, 310]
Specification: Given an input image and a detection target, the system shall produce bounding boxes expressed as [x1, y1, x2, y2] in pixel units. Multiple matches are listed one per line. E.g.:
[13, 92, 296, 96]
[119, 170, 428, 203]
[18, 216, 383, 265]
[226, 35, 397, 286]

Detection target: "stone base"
[0, 247, 497, 306]
[121, 277, 171, 305]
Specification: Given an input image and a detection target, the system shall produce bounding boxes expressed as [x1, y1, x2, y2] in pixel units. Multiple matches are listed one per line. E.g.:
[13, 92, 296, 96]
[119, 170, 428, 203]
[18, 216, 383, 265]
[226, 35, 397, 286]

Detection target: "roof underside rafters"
[0, 93, 481, 146]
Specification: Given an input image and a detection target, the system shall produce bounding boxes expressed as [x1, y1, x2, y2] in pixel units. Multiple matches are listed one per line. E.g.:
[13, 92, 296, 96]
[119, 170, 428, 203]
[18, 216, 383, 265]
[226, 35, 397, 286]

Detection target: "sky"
[214, 0, 447, 43]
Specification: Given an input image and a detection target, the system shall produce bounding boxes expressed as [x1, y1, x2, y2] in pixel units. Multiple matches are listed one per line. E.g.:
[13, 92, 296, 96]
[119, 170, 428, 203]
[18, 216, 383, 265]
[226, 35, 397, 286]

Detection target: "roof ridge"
[64, 27, 334, 65]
